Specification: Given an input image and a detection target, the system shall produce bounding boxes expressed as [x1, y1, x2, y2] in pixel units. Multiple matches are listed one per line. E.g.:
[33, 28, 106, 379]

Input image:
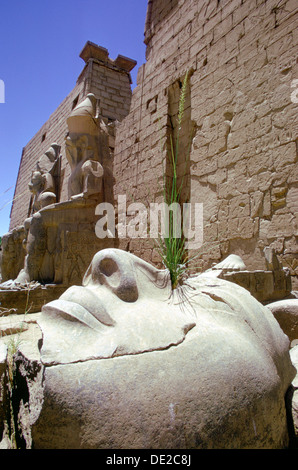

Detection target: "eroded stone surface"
[289, 346, 298, 447]
[1, 91, 116, 290]
[0, 342, 7, 444]
[267, 299, 298, 344]
[39, 249, 194, 364]
[27, 249, 296, 449]
[65, 93, 106, 200]
[0, 253, 297, 449]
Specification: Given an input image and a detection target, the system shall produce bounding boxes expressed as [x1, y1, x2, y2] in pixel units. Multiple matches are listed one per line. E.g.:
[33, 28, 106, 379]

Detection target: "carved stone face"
[35, 249, 295, 449]
[29, 171, 43, 194]
[39, 248, 293, 379]
[40, 249, 195, 364]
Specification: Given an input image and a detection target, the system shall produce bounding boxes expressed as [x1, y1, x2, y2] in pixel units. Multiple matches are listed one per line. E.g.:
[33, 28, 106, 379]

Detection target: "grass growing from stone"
[155, 71, 193, 289]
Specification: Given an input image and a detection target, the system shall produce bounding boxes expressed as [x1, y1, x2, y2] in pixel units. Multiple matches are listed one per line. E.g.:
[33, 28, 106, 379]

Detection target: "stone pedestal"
[219, 268, 292, 303]
[26, 198, 115, 286]
[0, 198, 116, 313]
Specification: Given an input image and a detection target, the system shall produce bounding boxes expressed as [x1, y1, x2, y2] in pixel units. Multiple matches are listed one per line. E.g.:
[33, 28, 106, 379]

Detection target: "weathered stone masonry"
[1, 1, 298, 450]
[113, 0, 298, 287]
[9, 41, 136, 229]
[7, 1, 298, 289]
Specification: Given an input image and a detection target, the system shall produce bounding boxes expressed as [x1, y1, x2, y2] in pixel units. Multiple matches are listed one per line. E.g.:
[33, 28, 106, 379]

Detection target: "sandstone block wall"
[113, 0, 298, 287]
[9, 43, 134, 230]
[9, 79, 85, 229]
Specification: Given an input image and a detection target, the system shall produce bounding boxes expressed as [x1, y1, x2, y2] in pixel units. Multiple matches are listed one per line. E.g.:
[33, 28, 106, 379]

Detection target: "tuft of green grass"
[155, 71, 195, 290]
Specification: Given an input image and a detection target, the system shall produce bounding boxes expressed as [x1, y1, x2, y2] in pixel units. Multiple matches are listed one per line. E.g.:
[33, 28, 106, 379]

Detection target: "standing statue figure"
[65, 93, 105, 201]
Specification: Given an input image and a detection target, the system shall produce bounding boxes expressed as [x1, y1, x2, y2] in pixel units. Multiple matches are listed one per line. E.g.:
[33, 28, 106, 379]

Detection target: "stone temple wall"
[7, 1, 298, 289]
[113, 0, 298, 287]
[9, 42, 135, 230]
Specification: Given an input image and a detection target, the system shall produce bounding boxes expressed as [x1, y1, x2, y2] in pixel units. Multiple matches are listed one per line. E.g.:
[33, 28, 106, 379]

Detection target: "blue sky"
[0, 0, 148, 236]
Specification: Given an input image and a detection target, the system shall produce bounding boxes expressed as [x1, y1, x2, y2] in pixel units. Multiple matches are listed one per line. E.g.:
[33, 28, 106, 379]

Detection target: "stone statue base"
[218, 268, 292, 303]
[1, 198, 116, 294]
[0, 284, 68, 315]
[27, 198, 115, 286]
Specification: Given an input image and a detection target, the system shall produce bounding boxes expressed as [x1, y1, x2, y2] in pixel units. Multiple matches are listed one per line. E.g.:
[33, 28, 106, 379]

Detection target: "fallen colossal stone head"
[32, 248, 296, 448]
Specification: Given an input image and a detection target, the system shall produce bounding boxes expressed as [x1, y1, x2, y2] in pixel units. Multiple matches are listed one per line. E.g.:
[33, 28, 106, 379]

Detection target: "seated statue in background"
[0, 144, 60, 286]
[65, 93, 106, 201]
[28, 170, 57, 214]
[65, 134, 104, 200]
[28, 142, 60, 215]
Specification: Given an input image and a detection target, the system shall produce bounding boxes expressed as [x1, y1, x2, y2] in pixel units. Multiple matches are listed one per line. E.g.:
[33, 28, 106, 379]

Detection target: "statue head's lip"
[41, 298, 110, 333]
[59, 284, 117, 327]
